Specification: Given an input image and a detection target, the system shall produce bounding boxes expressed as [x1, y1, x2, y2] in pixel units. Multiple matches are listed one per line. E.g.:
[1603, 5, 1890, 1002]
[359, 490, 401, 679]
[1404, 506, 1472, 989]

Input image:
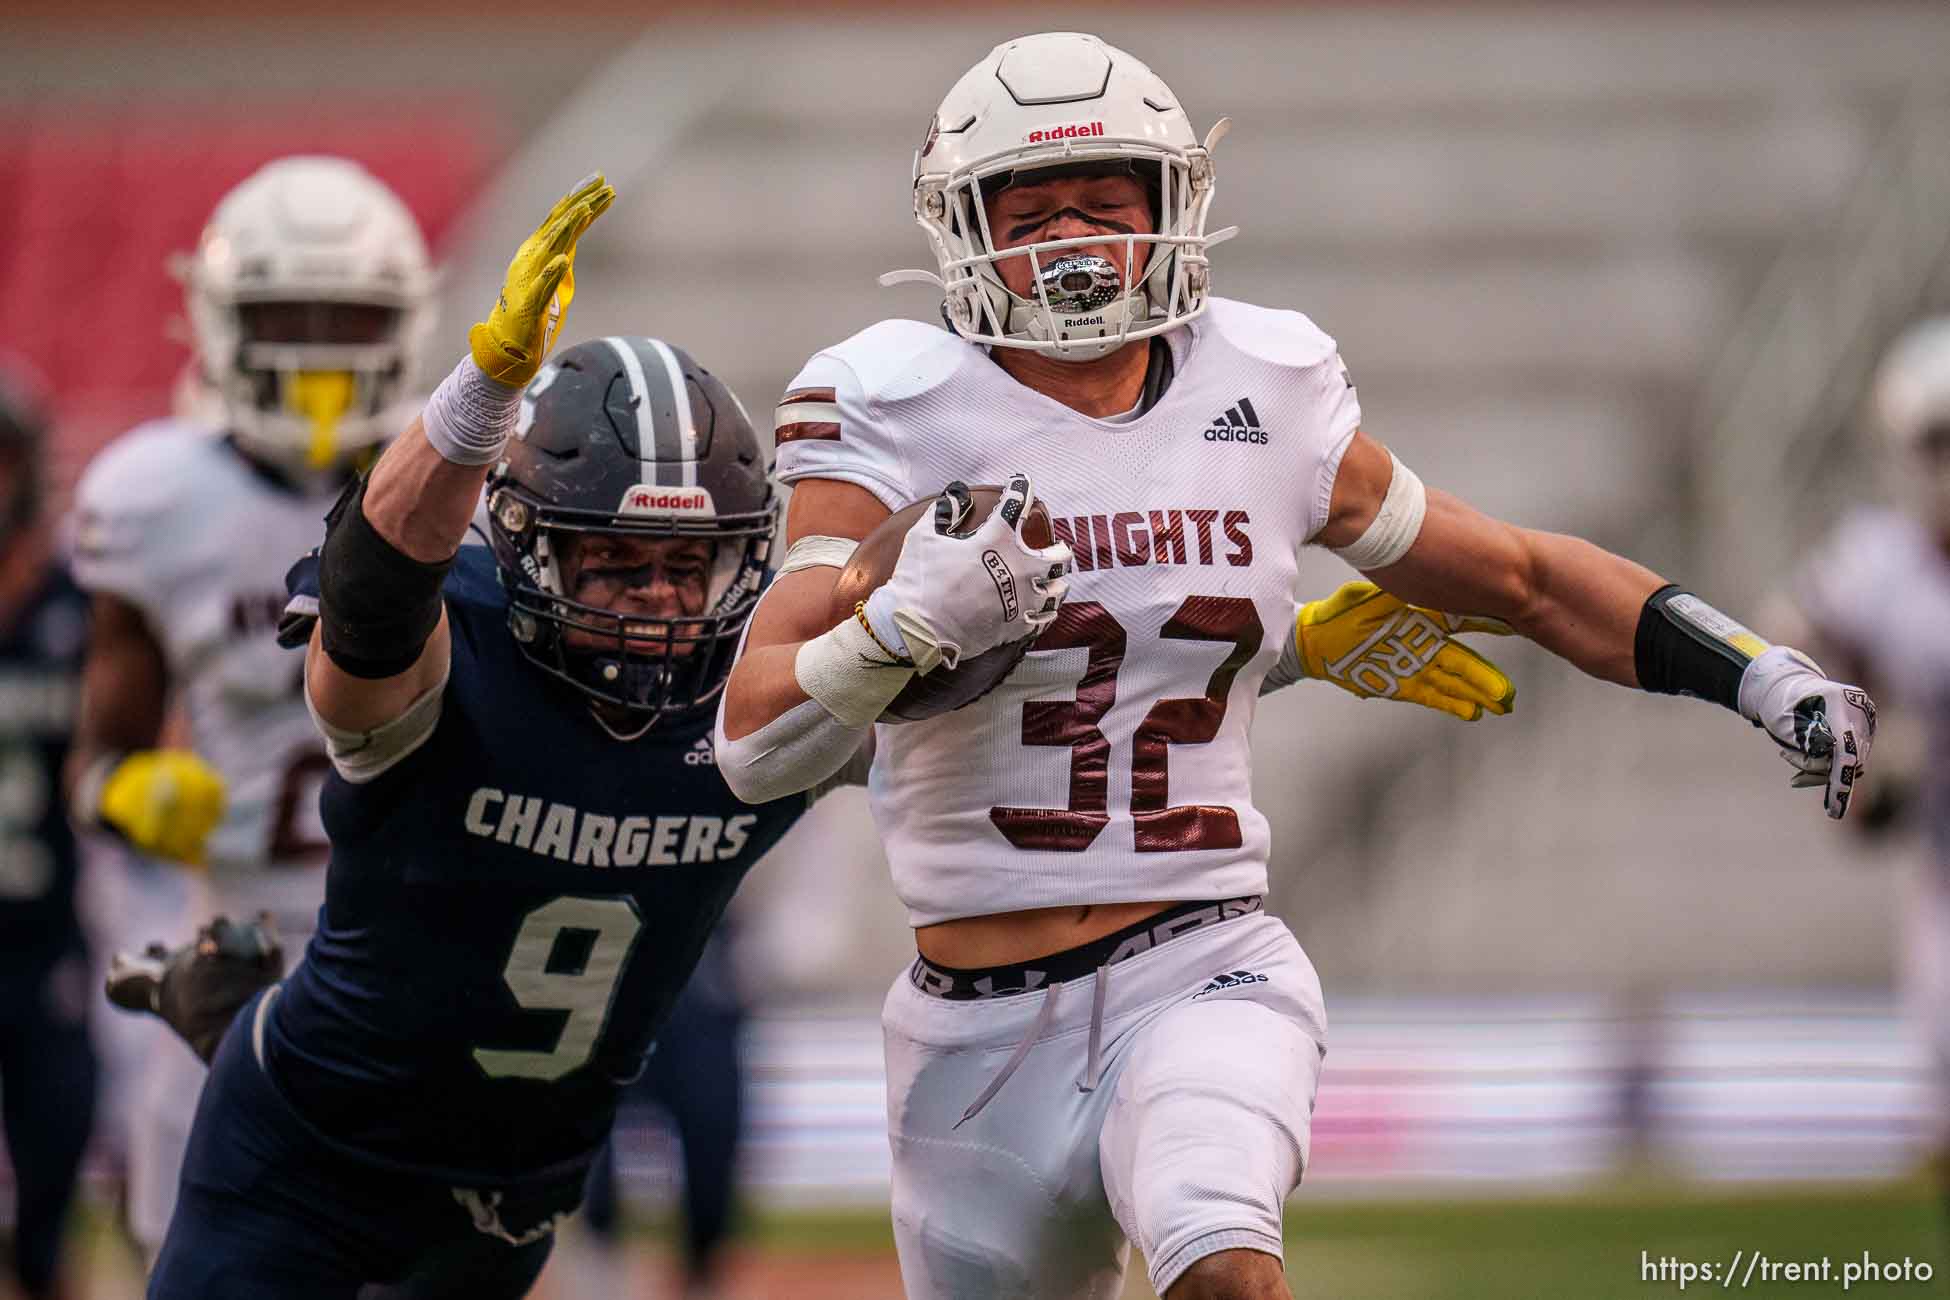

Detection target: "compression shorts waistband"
[908, 895, 1263, 1001]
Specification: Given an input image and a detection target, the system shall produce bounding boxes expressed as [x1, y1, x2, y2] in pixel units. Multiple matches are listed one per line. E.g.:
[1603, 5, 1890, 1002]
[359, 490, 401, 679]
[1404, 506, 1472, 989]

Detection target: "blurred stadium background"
[6, 1, 1950, 1295]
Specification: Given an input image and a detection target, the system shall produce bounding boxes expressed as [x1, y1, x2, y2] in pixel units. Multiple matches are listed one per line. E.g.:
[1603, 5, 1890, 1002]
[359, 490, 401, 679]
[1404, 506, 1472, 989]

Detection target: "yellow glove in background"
[1296, 581, 1516, 721]
[93, 750, 227, 867]
[468, 172, 617, 386]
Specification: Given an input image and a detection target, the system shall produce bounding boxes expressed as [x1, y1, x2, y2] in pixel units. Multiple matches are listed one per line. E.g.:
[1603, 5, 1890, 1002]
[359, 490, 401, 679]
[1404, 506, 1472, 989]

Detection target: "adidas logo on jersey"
[685, 735, 716, 767]
[1192, 969, 1268, 998]
[1203, 398, 1268, 445]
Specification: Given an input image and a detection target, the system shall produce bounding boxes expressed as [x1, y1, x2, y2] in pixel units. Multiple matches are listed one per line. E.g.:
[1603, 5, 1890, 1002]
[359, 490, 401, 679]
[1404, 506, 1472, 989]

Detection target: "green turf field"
[65, 1178, 1949, 1298]
[735, 1179, 1947, 1299]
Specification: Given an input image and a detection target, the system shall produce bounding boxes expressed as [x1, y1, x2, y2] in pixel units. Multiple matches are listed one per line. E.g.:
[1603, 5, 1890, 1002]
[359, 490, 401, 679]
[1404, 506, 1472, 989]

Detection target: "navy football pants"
[0, 960, 96, 1300]
[149, 992, 568, 1300]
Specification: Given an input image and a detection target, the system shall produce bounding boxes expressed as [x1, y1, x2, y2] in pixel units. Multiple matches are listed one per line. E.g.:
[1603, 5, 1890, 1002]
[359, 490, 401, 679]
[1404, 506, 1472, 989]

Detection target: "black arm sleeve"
[317, 475, 454, 680]
[1633, 584, 1758, 711]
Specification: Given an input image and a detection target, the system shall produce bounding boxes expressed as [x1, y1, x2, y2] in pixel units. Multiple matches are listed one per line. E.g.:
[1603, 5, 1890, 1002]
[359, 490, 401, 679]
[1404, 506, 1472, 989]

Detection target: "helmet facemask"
[213, 295, 415, 476]
[488, 486, 775, 734]
[895, 125, 1234, 362]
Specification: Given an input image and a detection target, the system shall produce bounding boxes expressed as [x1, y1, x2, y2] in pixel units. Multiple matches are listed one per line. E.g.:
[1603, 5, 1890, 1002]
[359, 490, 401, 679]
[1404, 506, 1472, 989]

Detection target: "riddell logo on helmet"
[1025, 121, 1106, 144]
[617, 486, 717, 518]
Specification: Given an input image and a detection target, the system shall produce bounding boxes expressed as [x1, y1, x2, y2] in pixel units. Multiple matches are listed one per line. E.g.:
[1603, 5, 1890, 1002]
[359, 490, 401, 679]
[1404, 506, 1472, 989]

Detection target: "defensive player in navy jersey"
[0, 360, 96, 1300]
[143, 177, 813, 1298]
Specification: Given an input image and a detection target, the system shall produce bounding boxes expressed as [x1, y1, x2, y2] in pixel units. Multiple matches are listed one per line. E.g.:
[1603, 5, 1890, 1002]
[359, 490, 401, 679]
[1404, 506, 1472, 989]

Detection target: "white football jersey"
[1796, 507, 1950, 866]
[73, 420, 339, 929]
[776, 298, 1361, 925]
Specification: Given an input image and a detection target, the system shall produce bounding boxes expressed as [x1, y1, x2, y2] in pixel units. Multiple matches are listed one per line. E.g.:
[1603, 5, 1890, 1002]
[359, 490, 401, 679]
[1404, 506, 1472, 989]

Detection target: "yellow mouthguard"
[290, 371, 355, 470]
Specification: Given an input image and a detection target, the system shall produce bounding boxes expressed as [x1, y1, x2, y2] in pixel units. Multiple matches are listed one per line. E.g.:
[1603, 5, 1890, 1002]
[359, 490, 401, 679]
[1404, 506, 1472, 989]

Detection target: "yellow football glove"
[468, 172, 617, 386]
[93, 750, 227, 867]
[1295, 581, 1516, 721]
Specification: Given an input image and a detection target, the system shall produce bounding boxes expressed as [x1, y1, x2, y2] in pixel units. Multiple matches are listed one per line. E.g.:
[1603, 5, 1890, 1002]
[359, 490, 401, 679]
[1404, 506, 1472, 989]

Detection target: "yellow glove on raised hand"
[467, 172, 617, 386]
[92, 750, 228, 867]
[1296, 581, 1516, 721]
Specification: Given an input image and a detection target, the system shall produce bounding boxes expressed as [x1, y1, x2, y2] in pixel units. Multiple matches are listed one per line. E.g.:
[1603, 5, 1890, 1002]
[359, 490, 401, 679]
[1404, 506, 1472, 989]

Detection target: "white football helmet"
[1871, 315, 1950, 526]
[179, 156, 433, 475]
[885, 32, 1234, 361]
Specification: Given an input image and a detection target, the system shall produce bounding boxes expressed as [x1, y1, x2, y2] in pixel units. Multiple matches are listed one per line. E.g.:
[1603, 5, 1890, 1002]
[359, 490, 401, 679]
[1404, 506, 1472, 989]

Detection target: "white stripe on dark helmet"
[645, 338, 699, 488]
[602, 336, 658, 488]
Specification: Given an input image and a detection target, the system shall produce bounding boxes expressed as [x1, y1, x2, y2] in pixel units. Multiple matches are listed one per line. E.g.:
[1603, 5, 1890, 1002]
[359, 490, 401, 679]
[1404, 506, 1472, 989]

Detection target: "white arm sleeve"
[305, 668, 448, 783]
[716, 697, 873, 807]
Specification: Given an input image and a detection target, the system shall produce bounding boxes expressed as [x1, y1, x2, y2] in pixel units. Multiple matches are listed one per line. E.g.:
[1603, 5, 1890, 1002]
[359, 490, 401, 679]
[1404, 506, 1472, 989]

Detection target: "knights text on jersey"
[263, 547, 805, 1184]
[71, 422, 339, 901]
[775, 298, 1361, 924]
[0, 563, 88, 976]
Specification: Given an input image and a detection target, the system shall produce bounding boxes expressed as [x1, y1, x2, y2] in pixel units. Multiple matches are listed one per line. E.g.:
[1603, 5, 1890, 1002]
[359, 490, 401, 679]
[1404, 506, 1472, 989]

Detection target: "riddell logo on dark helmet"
[618, 486, 715, 517]
[1026, 121, 1106, 144]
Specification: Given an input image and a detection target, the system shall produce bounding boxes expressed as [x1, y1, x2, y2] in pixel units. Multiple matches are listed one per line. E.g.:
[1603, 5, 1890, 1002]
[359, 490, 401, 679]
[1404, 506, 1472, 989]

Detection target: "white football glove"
[864, 474, 1073, 674]
[1737, 645, 1877, 820]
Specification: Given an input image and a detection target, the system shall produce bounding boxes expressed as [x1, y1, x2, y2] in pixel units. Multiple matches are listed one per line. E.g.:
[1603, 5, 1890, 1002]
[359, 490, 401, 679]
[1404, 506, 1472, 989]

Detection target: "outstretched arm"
[1319, 432, 1659, 683]
[1322, 430, 1877, 817]
[306, 174, 614, 736]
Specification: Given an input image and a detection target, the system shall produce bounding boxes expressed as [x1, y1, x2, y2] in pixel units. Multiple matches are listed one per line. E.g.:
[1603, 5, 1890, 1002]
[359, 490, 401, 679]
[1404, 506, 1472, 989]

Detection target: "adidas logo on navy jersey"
[1192, 969, 1268, 998]
[1203, 398, 1268, 445]
[685, 735, 716, 767]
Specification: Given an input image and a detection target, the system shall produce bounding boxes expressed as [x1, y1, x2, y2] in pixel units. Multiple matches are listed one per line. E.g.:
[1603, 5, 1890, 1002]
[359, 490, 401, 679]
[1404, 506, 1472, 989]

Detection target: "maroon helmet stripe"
[778, 387, 837, 407]
[776, 421, 841, 443]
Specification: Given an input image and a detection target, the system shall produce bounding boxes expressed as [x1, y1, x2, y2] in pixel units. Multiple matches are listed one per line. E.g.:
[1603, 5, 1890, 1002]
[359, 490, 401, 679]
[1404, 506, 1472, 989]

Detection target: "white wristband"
[1333, 452, 1427, 570]
[793, 614, 915, 728]
[422, 356, 522, 466]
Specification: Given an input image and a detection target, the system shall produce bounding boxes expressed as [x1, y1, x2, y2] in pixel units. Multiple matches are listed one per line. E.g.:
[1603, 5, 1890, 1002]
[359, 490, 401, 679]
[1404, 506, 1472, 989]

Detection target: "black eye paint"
[1005, 207, 1137, 243]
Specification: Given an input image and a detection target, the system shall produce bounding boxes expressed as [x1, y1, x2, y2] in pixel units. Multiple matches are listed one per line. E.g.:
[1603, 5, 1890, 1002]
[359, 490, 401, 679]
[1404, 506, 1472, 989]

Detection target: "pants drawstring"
[1079, 962, 1109, 1094]
[955, 982, 1062, 1130]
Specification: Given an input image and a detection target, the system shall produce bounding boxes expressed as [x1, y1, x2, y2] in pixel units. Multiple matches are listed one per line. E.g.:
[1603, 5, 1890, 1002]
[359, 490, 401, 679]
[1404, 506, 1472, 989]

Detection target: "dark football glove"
[106, 914, 285, 1063]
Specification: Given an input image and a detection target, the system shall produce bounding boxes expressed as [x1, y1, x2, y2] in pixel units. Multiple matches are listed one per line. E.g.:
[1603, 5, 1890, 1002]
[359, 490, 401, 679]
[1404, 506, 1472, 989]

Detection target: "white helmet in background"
[1871, 315, 1950, 527]
[887, 32, 1234, 361]
[179, 156, 433, 476]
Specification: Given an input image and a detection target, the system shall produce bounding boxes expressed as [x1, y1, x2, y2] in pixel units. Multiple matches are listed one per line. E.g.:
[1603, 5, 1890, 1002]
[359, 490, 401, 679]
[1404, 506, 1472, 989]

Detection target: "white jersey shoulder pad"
[774, 319, 972, 511]
[72, 419, 230, 608]
[1194, 299, 1363, 540]
[1198, 297, 1340, 371]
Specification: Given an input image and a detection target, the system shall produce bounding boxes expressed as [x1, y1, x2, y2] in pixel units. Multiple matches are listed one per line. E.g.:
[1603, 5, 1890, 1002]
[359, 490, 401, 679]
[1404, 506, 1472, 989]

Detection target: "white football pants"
[881, 911, 1328, 1298]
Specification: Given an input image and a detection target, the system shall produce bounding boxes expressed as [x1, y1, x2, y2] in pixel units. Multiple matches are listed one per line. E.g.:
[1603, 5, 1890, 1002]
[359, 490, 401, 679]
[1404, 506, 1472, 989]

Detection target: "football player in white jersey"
[1781, 317, 1950, 1216]
[716, 32, 1880, 1300]
[65, 154, 433, 1258]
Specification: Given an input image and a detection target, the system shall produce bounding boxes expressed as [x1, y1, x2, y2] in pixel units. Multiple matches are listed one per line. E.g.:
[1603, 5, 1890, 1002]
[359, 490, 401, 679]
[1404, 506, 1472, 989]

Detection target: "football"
[829, 484, 1055, 723]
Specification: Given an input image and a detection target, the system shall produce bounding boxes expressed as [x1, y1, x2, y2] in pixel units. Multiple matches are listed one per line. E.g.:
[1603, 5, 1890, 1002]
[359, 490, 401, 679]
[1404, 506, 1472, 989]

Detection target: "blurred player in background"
[719, 31, 1878, 1300]
[0, 359, 96, 1300]
[1780, 316, 1950, 1219]
[65, 154, 433, 1260]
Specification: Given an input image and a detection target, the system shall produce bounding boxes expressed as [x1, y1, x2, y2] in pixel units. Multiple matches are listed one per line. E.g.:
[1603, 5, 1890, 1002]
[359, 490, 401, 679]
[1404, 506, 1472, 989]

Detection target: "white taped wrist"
[794, 614, 915, 728]
[422, 356, 521, 466]
[1333, 452, 1426, 570]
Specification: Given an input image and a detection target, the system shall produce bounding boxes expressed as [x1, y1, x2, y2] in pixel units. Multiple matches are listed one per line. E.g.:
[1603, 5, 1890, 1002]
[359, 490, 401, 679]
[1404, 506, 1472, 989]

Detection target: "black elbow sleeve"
[317, 476, 454, 680]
